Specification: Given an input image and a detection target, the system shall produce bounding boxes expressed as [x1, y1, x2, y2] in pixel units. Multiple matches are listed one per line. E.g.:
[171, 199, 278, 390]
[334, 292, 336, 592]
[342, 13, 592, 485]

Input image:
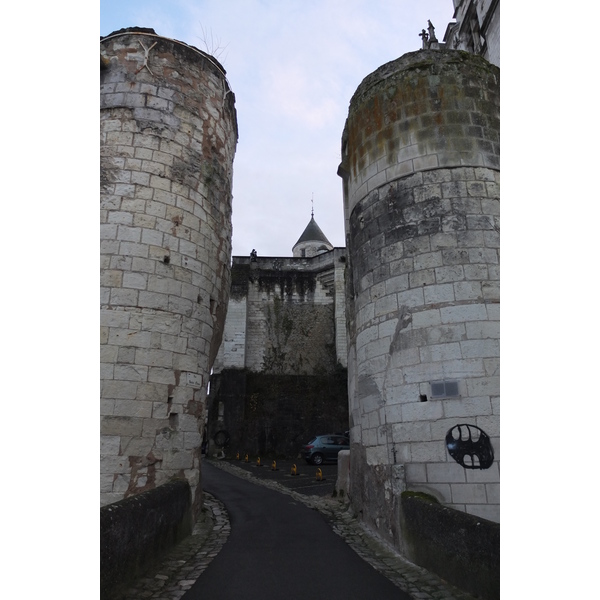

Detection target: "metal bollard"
[291, 464, 298, 476]
[271, 460, 277, 471]
[257, 456, 261, 467]
[245, 453, 249, 463]
[316, 468, 323, 481]
[236, 452, 240, 460]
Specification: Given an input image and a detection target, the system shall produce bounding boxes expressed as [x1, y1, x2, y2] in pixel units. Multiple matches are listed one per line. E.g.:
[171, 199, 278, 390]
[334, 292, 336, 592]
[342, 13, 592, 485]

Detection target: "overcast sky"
[101, 0, 455, 258]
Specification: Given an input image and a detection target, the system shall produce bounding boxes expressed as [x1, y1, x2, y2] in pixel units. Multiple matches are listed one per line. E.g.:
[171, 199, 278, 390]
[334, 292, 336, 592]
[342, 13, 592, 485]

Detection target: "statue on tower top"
[427, 20, 438, 43]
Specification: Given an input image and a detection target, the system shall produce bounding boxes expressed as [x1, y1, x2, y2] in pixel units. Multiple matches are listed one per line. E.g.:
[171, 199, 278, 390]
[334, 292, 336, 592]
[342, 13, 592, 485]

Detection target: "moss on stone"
[401, 490, 439, 503]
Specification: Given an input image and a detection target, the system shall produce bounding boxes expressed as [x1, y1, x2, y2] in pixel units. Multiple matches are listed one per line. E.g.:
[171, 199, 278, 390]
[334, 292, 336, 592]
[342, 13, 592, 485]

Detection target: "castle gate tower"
[100, 28, 237, 510]
[338, 49, 499, 542]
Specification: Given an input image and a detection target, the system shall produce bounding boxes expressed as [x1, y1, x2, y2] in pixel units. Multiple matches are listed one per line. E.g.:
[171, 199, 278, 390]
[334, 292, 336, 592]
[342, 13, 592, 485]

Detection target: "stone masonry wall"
[339, 50, 499, 545]
[246, 268, 336, 375]
[215, 252, 347, 375]
[100, 29, 237, 510]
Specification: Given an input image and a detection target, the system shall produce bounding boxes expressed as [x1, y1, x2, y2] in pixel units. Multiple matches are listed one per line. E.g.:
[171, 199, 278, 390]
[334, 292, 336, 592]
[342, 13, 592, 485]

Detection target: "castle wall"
[100, 29, 237, 509]
[210, 251, 349, 456]
[339, 49, 499, 543]
[215, 251, 347, 374]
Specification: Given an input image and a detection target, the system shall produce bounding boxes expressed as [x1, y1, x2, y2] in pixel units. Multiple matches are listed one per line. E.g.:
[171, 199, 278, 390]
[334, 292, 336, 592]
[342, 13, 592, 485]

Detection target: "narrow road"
[182, 461, 411, 600]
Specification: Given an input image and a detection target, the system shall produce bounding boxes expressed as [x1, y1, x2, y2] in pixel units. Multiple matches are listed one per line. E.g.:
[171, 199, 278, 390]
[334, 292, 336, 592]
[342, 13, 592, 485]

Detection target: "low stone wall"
[100, 479, 194, 598]
[400, 493, 499, 600]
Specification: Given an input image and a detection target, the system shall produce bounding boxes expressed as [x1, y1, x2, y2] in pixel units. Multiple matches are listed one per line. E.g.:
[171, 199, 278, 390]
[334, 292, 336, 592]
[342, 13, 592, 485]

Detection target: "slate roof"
[293, 216, 332, 250]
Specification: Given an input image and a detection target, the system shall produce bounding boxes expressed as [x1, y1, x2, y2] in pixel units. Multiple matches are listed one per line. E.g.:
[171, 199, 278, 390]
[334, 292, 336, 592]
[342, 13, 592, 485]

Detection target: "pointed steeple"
[293, 214, 333, 258]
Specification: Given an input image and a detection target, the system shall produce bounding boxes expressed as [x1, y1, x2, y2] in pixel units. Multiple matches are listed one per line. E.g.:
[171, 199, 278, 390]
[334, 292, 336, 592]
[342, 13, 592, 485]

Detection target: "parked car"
[303, 434, 349, 465]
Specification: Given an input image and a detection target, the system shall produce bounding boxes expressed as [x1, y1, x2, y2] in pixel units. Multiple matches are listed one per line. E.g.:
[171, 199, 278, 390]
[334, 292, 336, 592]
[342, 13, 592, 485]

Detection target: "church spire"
[292, 196, 333, 258]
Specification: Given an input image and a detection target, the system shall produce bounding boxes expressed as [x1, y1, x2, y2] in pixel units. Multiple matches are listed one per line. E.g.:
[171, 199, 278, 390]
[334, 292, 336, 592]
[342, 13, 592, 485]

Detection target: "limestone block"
[482, 281, 500, 301]
[450, 483, 487, 504]
[101, 455, 132, 474]
[366, 445, 388, 465]
[113, 400, 153, 418]
[101, 416, 144, 438]
[401, 400, 444, 422]
[121, 437, 154, 456]
[442, 396, 492, 418]
[123, 272, 148, 290]
[178, 413, 200, 432]
[392, 421, 432, 443]
[147, 367, 176, 385]
[475, 415, 500, 437]
[357, 325, 379, 348]
[173, 353, 199, 372]
[108, 329, 152, 348]
[409, 269, 435, 287]
[135, 348, 174, 367]
[385, 274, 410, 294]
[460, 338, 499, 359]
[426, 461, 467, 483]
[151, 402, 168, 420]
[102, 380, 139, 400]
[410, 441, 446, 463]
[183, 432, 202, 449]
[411, 309, 441, 329]
[419, 342, 462, 363]
[114, 364, 148, 382]
[396, 288, 425, 308]
[117, 347, 136, 363]
[404, 462, 426, 482]
[466, 376, 500, 397]
[425, 324, 466, 345]
[100, 473, 115, 493]
[453, 281, 482, 301]
[364, 338, 391, 361]
[110, 288, 139, 307]
[414, 251, 443, 270]
[423, 283, 455, 304]
[463, 264, 488, 280]
[440, 303, 488, 324]
[100, 435, 121, 454]
[162, 450, 193, 470]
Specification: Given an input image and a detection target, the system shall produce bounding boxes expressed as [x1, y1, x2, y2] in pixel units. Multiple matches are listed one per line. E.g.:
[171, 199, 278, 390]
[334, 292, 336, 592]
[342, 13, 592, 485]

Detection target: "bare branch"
[197, 23, 229, 62]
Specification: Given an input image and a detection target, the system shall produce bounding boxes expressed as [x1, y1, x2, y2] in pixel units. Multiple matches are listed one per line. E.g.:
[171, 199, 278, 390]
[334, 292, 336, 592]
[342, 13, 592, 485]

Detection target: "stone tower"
[292, 214, 334, 258]
[338, 49, 500, 541]
[100, 28, 238, 510]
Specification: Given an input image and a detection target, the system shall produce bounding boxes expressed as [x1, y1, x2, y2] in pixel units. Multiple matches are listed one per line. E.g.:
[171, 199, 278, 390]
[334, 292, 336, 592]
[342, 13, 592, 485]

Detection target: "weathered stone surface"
[340, 49, 499, 554]
[100, 29, 237, 510]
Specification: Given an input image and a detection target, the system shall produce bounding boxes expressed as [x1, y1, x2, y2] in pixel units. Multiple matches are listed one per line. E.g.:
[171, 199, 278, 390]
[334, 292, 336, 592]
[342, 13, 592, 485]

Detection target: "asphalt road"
[217, 457, 342, 497]
[181, 461, 411, 600]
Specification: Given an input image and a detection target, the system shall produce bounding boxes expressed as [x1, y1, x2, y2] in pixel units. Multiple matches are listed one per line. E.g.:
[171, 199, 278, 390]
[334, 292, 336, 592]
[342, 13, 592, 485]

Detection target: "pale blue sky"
[101, 0, 454, 257]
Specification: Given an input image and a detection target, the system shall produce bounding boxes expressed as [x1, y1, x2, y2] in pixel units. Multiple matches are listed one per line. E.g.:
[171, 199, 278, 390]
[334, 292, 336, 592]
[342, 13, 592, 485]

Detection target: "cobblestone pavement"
[112, 459, 477, 600]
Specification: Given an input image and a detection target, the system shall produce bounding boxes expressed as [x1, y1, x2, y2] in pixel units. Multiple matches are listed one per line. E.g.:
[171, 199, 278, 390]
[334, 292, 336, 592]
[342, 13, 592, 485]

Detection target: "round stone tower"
[338, 49, 500, 540]
[292, 214, 334, 257]
[100, 28, 238, 511]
